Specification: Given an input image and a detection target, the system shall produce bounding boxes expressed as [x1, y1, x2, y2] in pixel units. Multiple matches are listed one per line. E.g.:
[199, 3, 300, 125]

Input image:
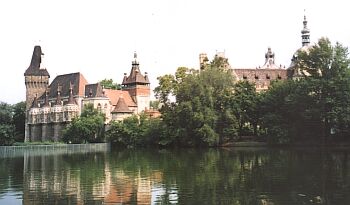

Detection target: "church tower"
[24, 45, 50, 141]
[301, 14, 310, 47]
[121, 52, 150, 113]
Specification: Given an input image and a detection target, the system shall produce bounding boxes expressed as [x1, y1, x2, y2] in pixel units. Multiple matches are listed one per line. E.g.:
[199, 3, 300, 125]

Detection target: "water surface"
[1, 147, 350, 204]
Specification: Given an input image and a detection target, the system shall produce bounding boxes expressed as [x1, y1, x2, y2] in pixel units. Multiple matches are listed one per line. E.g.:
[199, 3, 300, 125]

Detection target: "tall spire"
[43, 90, 50, 107]
[31, 94, 39, 108]
[67, 82, 76, 104]
[301, 11, 310, 47]
[56, 85, 62, 105]
[132, 51, 139, 65]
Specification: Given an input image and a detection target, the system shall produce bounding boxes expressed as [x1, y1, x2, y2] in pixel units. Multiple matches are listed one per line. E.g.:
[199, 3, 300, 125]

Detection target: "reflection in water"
[1, 148, 350, 204]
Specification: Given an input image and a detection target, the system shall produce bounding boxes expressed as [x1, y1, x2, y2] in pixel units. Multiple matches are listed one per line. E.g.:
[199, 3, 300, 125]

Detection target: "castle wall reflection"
[1, 148, 350, 204]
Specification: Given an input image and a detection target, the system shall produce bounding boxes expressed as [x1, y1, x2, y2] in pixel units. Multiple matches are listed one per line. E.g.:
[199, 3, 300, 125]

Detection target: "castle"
[24, 48, 150, 142]
[199, 15, 311, 91]
[25, 15, 311, 142]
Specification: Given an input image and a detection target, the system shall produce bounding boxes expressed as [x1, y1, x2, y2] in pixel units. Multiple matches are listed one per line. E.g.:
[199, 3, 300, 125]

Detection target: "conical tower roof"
[112, 96, 133, 113]
[122, 52, 150, 85]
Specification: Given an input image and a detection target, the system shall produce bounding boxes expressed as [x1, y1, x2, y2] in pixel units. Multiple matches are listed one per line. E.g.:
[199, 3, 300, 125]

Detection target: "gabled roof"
[24, 45, 50, 77]
[45, 72, 88, 99]
[111, 97, 133, 113]
[104, 89, 137, 107]
[85, 83, 106, 98]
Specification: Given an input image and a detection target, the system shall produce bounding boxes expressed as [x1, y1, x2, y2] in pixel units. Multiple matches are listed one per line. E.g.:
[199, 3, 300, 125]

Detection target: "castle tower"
[24, 45, 50, 110]
[121, 52, 150, 113]
[301, 14, 310, 47]
[24, 45, 50, 141]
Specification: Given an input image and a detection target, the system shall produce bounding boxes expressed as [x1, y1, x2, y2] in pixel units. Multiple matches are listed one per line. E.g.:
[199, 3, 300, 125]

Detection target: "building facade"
[24, 48, 150, 142]
[199, 15, 311, 91]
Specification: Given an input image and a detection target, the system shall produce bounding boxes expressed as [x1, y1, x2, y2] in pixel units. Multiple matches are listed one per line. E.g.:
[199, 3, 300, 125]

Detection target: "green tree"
[12, 101, 25, 142]
[0, 102, 13, 125]
[296, 37, 350, 141]
[150, 100, 160, 110]
[99, 78, 121, 90]
[62, 104, 105, 143]
[232, 81, 259, 136]
[0, 102, 15, 145]
[155, 63, 239, 146]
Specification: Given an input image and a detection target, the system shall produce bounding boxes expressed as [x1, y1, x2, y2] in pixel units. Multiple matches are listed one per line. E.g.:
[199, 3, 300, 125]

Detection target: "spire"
[67, 82, 76, 104]
[301, 11, 310, 47]
[31, 94, 39, 108]
[122, 52, 150, 85]
[55, 85, 62, 105]
[264, 47, 275, 65]
[132, 51, 139, 66]
[43, 90, 50, 107]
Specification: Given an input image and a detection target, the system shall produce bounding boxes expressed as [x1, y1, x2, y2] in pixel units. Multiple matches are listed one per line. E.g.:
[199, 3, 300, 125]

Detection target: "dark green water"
[1, 147, 350, 205]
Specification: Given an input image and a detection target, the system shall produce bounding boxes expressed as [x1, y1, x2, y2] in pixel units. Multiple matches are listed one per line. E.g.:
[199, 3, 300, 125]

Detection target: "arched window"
[97, 103, 102, 112]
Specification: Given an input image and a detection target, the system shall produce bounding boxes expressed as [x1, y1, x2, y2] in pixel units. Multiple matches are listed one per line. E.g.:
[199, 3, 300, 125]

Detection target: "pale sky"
[0, 0, 349, 104]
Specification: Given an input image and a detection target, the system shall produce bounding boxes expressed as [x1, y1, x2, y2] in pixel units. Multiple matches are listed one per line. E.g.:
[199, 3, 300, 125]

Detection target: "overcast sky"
[0, 0, 349, 104]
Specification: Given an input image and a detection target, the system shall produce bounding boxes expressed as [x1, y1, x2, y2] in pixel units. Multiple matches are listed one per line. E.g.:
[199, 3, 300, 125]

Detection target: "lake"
[1, 147, 350, 204]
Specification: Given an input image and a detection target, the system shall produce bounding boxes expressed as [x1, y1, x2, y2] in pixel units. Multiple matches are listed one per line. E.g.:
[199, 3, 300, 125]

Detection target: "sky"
[0, 0, 349, 104]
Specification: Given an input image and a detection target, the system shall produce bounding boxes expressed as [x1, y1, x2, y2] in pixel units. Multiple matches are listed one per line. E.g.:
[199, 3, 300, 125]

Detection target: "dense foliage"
[99, 78, 121, 90]
[259, 38, 350, 144]
[62, 104, 105, 143]
[0, 101, 25, 145]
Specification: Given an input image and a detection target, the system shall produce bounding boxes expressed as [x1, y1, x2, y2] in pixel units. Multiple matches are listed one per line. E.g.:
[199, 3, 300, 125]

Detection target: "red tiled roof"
[112, 97, 133, 113]
[104, 89, 137, 107]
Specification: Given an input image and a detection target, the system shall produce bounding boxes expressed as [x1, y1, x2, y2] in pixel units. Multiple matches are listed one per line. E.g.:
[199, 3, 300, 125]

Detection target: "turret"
[64, 82, 78, 122]
[122, 52, 150, 113]
[51, 85, 63, 122]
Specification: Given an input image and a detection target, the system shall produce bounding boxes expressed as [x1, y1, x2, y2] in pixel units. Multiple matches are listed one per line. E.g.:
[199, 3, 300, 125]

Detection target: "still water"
[1, 147, 350, 205]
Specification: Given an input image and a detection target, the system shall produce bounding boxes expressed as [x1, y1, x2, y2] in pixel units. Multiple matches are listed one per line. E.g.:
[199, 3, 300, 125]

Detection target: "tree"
[154, 63, 239, 146]
[0, 102, 15, 145]
[99, 78, 121, 90]
[0, 102, 13, 125]
[296, 37, 350, 141]
[150, 100, 160, 110]
[62, 104, 105, 143]
[12, 101, 25, 142]
[232, 81, 259, 136]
